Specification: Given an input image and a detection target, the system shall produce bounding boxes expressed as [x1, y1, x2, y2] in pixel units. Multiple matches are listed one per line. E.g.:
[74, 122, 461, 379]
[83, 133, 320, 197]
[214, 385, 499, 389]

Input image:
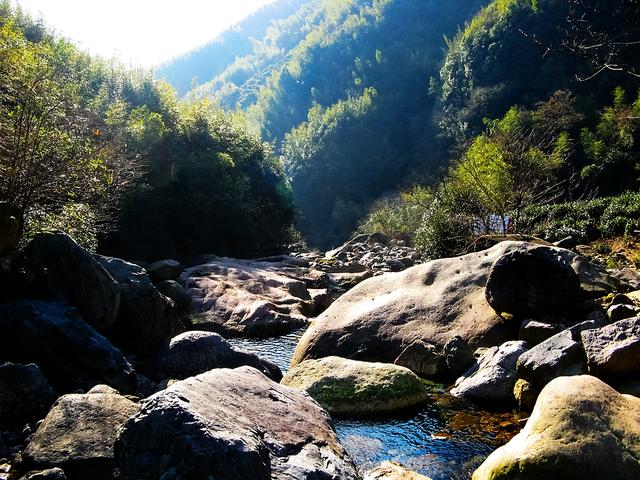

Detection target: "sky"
[12, 0, 277, 67]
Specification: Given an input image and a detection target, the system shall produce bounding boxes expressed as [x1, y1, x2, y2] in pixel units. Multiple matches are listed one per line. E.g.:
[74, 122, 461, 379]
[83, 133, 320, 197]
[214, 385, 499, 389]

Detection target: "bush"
[520, 191, 640, 242]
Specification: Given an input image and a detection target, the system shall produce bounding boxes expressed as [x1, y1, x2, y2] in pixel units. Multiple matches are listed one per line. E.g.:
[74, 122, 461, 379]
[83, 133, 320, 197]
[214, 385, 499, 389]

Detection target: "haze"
[12, 0, 277, 67]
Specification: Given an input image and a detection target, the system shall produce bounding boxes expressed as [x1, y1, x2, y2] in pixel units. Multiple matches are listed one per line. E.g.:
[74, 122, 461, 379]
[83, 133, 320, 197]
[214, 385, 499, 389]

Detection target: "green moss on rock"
[281, 356, 429, 415]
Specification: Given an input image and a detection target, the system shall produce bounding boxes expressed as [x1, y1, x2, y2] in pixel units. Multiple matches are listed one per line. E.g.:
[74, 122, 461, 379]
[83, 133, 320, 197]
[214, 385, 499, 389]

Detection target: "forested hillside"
[0, 2, 295, 261]
[160, 0, 640, 253]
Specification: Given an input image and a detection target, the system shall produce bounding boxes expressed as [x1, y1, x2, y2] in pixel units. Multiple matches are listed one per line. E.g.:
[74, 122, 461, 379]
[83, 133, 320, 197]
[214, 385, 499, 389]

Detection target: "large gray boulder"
[473, 375, 640, 480]
[281, 356, 429, 415]
[0, 300, 135, 393]
[23, 393, 138, 479]
[292, 241, 615, 374]
[451, 341, 529, 401]
[96, 255, 181, 354]
[292, 242, 527, 370]
[115, 367, 358, 480]
[485, 244, 581, 318]
[0, 363, 57, 429]
[581, 317, 640, 376]
[181, 258, 316, 337]
[141, 331, 282, 382]
[18, 233, 121, 331]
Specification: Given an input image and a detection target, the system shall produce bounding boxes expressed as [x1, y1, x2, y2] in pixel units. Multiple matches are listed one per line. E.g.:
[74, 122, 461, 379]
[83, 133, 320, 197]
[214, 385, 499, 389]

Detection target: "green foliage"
[449, 92, 577, 233]
[24, 203, 99, 251]
[0, 10, 135, 250]
[580, 88, 640, 194]
[108, 100, 295, 260]
[360, 186, 475, 259]
[0, 4, 295, 259]
[521, 191, 640, 242]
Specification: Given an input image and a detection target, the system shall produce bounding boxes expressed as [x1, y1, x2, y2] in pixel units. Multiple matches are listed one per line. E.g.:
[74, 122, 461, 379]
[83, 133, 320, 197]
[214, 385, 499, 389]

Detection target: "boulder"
[141, 331, 282, 382]
[155, 280, 191, 309]
[281, 357, 428, 415]
[364, 461, 432, 480]
[513, 379, 537, 411]
[485, 244, 581, 318]
[96, 255, 181, 354]
[560, 250, 630, 298]
[0, 300, 135, 393]
[115, 367, 358, 480]
[18, 469, 67, 480]
[292, 242, 531, 369]
[581, 317, 640, 376]
[86, 385, 119, 395]
[518, 319, 563, 345]
[18, 233, 120, 331]
[443, 335, 476, 378]
[473, 375, 640, 480]
[394, 340, 445, 378]
[181, 257, 314, 337]
[516, 330, 586, 388]
[0, 363, 57, 429]
[146, 259, 183, 283]
[451, 341, 528, 401]
[607, 303, 638, 322]
[23, 393, 138, 478]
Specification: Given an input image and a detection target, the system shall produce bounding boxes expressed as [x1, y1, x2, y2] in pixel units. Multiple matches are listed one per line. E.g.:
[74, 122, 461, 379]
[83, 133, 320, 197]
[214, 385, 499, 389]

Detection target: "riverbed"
[228, 329, 524, 480]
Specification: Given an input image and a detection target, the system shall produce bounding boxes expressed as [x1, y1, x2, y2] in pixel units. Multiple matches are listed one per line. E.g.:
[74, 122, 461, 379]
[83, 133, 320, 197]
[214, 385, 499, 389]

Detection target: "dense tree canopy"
[0, 2, 295, 259]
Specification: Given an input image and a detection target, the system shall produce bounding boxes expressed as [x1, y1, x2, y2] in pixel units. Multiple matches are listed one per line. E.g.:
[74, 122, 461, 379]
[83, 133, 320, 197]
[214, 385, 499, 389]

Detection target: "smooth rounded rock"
[147, 259, 183, 283]
[141, 331, 282, 382]
[485, 244, 581, 318]
[282, 356, 429, 415]
[96, 255, 181, 354]
[23, 393, 138, 478]
[473, 375, 640, 480]
[293, 242, 536, 370]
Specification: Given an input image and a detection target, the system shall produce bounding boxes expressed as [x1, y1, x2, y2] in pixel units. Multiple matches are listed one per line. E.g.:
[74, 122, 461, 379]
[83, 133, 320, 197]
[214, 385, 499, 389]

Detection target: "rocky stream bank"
[0, 232, 639, 479]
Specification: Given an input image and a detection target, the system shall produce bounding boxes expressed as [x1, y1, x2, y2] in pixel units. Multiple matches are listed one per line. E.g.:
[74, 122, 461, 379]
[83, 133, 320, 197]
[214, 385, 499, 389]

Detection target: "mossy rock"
[281, 356, 429, 415]
[473, 375, 640, 480]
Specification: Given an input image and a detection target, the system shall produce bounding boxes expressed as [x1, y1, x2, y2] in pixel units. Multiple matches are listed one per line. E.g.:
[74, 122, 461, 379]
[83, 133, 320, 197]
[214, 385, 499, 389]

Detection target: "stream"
[228, 329, 525, 480]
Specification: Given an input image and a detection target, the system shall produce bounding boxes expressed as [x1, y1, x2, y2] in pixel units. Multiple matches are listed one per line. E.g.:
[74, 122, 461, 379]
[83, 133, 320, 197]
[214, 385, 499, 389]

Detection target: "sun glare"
[12, 0, 276, 67]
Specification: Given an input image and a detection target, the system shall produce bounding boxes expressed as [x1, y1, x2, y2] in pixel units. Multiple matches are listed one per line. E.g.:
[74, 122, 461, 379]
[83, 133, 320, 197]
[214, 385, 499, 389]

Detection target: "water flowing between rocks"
[228, 329, 525, 480]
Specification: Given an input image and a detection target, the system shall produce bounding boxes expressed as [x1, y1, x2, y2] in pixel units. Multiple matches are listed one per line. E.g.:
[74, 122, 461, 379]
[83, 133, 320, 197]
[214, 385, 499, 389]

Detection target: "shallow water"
[229, 330, 523, 480]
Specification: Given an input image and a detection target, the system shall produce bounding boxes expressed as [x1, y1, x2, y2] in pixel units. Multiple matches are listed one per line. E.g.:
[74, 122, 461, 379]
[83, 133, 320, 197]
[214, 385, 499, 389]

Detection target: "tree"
[449, 92, 579, 233]
[521, 0, 640, 81]
[0, 17, 135, 247]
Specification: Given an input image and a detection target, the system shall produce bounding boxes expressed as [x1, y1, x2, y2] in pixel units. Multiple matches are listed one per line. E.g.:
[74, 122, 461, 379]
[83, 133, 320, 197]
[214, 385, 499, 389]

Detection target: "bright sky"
[12, 0, 276, 67]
